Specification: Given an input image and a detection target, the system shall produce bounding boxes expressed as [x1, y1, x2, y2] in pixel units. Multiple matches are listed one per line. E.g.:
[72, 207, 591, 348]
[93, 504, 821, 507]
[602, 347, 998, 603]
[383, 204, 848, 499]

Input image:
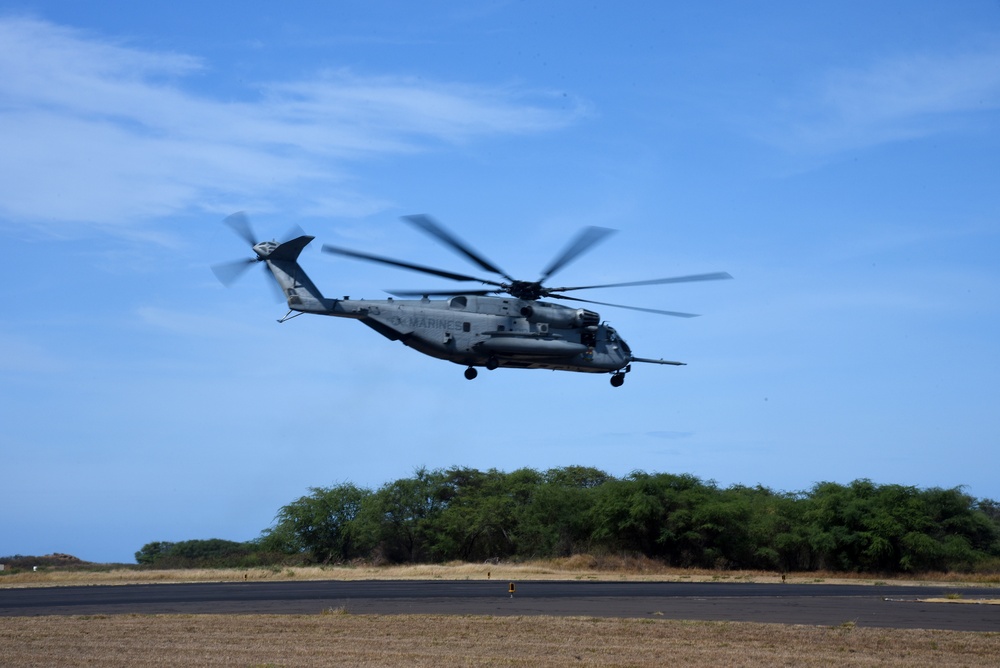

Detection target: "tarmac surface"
[2, 580, 998, 631]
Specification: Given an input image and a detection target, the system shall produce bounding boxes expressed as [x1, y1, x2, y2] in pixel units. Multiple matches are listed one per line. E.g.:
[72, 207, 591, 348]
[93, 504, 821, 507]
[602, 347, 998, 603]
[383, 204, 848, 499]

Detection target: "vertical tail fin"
[261, 235, 329, 313]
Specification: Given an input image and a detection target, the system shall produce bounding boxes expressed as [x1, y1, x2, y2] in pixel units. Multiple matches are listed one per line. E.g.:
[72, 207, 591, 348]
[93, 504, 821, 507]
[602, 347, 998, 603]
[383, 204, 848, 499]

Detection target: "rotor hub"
[253, 240, 279, 259]
[505, 280, 547, 301]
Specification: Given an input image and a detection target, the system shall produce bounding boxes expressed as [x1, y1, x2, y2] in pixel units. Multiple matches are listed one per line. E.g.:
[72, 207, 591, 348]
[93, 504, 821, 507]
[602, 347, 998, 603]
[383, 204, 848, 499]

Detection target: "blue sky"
[2, 2, 998, 563]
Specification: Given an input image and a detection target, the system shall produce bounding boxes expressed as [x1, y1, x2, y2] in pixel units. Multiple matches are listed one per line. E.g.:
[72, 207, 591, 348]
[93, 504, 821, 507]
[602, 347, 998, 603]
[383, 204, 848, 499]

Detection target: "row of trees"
[137, 467, 1000, 573]
[134, 539, 267, 569]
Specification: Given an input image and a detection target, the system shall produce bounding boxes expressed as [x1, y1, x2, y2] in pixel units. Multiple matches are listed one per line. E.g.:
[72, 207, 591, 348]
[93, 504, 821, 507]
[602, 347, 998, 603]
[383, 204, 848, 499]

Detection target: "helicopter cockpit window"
[449, 296, 467, 309]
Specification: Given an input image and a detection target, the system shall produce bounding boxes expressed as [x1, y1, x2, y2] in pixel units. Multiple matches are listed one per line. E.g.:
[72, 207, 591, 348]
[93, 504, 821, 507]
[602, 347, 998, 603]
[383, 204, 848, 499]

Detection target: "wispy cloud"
[770, 44, 1000, 153]
[0, 16, 584, 233]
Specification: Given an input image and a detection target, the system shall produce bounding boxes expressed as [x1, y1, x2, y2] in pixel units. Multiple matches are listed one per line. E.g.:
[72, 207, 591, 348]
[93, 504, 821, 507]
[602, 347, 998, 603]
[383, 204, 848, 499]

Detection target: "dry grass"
[4, 555, 998, 589]
[2, 613, 999, 667]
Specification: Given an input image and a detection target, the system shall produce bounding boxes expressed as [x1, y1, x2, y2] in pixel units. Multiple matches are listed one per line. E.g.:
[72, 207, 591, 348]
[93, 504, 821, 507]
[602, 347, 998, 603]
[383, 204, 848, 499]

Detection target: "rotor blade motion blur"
[322, 244, 504, 286]
[403, 214, 513, 281]
[211, 258, 257, 286]
[223, 211, 258, 247]
[553, 271, 734, 293]
[552, 294, 700, 317]
[324, 216, 729, 314]
[539, 226, 617, 281]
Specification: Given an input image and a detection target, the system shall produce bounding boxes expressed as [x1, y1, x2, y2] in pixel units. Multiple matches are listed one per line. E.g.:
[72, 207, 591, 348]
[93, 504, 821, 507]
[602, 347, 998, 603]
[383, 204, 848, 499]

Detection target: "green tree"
[361, 467, 450, 563]
[420, 467, 548, 562]
[169, 539, 251, 564]
[432, 467, 528, 561]
[241, 468, 1000, 572]
[517, 467, 611, 556]
[802, 480, 999, 572]
[265, 482, 372, 563]
[135, 541, 175, 565]
[135, 539, 258, 567]
[544, 466, 612, 489]
[590, 472, 717, 564]
[691, 485, 806, 570]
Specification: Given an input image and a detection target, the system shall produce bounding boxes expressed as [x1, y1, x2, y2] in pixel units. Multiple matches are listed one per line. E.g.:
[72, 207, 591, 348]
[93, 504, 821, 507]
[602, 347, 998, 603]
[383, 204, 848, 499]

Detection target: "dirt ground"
[3, 613, 1000, 667]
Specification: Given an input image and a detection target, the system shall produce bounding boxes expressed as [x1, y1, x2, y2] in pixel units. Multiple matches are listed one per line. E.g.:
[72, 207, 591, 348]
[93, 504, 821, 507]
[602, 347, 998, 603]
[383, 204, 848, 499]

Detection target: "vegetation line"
[6, 466, 999, 576]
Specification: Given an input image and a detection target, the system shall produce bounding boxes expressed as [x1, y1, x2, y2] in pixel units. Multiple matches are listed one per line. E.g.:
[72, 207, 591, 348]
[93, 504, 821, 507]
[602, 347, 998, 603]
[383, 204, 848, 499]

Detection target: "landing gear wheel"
[610, 373, 625, 387]
[464, 367, 478, 380]
[485, 355, 499, 371]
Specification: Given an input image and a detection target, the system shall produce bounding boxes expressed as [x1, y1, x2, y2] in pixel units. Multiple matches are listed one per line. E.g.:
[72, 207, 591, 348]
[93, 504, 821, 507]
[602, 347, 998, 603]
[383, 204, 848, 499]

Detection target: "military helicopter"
[212, 212, 731, 386]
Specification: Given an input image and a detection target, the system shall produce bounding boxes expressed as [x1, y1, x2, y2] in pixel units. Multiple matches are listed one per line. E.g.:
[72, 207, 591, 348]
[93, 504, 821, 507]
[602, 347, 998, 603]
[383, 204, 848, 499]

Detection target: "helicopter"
[212, 212, 732, 387]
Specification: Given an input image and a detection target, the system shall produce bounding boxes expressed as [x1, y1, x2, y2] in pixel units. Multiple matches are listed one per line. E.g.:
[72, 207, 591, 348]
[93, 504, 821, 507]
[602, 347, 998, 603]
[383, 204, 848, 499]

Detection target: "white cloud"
[772, 44, 1000, 153]
[0, 16, 583, 233]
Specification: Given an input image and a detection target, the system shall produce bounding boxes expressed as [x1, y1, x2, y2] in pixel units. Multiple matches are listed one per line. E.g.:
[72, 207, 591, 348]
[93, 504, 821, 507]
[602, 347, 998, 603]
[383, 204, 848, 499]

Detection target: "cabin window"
[463, 322, 471, 332]
[449, 296, 468, 309]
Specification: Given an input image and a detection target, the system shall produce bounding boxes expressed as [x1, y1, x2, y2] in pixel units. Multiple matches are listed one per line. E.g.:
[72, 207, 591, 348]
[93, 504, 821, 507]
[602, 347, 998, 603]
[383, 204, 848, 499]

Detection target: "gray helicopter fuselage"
[308, 294, 631, 373]
[247, 232, 687, 383]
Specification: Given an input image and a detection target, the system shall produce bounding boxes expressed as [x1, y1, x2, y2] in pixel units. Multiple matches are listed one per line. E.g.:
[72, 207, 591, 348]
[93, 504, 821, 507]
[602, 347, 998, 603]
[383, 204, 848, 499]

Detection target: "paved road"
[2, 581, 998, 631]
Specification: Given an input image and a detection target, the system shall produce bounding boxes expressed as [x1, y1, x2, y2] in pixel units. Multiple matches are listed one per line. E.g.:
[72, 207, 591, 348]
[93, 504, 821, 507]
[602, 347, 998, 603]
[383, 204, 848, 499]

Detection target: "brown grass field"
[3, 558, 998, 666]
[3, 613, 1000, 667]
[4, 554, 1000, 588]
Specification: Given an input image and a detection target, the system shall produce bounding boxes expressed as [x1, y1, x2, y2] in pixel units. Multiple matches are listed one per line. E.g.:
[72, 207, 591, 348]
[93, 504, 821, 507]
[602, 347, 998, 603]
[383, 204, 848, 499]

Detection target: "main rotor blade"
[403, 214, 513, 281]
[550, 293, 700, 318]
[552, 271, 734, 292]
[223, 211, 258, 247]
[386, 289, 499, 297]
[322, 244, 503, 285]
[211, 258, 257, 286]
[539, 226, 617, 282]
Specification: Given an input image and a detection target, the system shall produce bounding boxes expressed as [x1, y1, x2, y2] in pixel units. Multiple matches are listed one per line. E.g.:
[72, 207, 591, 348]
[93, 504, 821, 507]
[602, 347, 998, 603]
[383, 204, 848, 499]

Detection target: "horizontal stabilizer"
[268, 235, 314, 261]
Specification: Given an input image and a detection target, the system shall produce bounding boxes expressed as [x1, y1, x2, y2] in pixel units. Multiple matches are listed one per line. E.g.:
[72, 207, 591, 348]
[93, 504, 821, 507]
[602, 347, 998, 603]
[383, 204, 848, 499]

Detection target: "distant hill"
[1, 553, 89, 570]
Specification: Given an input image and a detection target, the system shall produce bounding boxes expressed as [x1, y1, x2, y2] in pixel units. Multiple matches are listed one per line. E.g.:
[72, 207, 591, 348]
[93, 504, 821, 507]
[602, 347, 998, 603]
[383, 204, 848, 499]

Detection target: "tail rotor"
[211, 212, 304, 300]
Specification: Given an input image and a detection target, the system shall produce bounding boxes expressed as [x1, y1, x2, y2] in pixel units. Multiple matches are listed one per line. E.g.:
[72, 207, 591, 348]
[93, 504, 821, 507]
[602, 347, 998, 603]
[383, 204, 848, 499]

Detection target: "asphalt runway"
[2, 581, 998, 631]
